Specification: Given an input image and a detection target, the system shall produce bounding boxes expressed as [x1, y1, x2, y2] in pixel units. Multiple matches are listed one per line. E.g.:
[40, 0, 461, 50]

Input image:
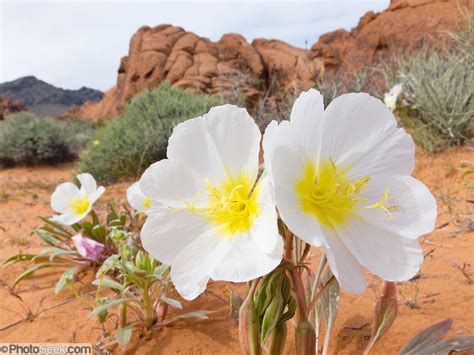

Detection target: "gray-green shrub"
[78, 83, 220, 183]
[0, 112, 92, 166]
[385, 15, 474, 151]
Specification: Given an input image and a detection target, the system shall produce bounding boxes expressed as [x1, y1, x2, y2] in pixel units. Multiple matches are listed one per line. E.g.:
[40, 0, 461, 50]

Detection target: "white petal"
[290, 88, 324, 127]
[88, 186, 105, 206]
[170, 228, 229, 300]
[250, 175, 280, 253]
[51, 210, 86, 226]
[335, 218, 423, 281]
[140, 159, 205, 209]
[321, 93, 414, 176]
[321, 226, 366, 293]
[141, 210, 209, 266]
[76, 173, 98, 195]
[210, 230, 283, 282]
[51, 182, 80, 213]
[271, 145, 324, 246]
[167, 104, 261, 185]
[127, 182, 148, 212]
[359, 175, 437, 239]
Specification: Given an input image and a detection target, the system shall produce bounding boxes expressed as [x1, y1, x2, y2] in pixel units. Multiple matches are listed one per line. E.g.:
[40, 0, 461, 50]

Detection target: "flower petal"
[271, 145, 324, 246]
[88, 186, 105, 206]
[127, 182, 148, 212]
[290, 88, 324, 127]
[167, 105, 261, 185]
[249, 175, 280, 253]
[51, 211, 85, 225]
[321, 93, 414, 177]
[141, 209, 209, 266]
[322, 226, 366, 293]
[170, 228, 229, 300]
[76, 173, 98, 195]
[51, 182, 80, 213]
[359, 175, 437, 239]
[210, 229, 283, 282]
[140, 159, 205, 209]
[335, 218, 423, 281]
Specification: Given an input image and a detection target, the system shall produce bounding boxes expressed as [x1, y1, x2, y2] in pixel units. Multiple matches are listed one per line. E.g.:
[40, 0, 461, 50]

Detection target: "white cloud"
[0, 0, 389, 91]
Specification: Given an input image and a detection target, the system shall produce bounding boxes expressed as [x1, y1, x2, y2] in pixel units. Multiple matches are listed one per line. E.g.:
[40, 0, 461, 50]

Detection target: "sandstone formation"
[79, 0, 472, 120]
[0, 95, 25, 120]
[311, 0, 473, 74]
[80, 25, 323, 120]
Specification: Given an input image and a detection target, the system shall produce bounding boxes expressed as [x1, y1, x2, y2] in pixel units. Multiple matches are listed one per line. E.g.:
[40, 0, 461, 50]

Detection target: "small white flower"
[126, 182, 155, 213]
[140, 105, 283, 300]
[51, 173, 105, 225]
[264, 89, 436, 293]
[384, 83, 403, 112]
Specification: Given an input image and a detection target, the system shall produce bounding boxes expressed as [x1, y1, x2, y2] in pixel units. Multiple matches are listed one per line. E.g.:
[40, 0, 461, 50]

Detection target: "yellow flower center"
[144, 197, 151, 209]
[190, 173, 260, 237]
[70, 195, 90, 215]
[295, 159, 394, 228]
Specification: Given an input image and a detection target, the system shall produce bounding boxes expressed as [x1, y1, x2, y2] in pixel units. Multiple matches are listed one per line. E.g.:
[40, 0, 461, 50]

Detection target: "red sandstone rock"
[0, 95, 26, 120]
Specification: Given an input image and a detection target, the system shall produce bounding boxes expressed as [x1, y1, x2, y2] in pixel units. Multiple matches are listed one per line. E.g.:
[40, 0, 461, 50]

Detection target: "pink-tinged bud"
[72, 233, 105, 261]
[239, 289, 262, 355]
[295, 318, 316, 355]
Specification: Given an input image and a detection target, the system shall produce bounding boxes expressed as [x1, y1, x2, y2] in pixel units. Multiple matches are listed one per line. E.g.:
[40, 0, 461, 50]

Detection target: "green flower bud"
[268, 322, 287, 355]
[239, 289, 262, 355]
[295, 318, 316, 355]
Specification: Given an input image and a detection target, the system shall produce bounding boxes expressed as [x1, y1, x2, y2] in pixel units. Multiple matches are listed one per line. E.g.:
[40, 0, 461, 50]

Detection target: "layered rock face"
[80, 25, 323, 120]
[80, 0, 472, 120]
[0, 95, 25, 120]
[311, 0, 473, 74]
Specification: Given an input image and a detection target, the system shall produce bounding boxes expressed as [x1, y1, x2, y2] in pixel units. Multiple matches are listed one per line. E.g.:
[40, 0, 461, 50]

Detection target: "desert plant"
[78, 83, 220, 183]
[385, 17, 474, 152]
[0, 112, 92, 166]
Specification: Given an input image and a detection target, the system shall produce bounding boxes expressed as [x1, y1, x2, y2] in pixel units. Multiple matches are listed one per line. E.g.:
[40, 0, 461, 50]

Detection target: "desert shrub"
[385, 16, 474, 152]
[78, 83, 220, 183]
[0, 112, 92, 166]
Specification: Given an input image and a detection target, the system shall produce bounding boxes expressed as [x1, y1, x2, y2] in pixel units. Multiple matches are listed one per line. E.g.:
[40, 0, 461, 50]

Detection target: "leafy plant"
[78, 83, 220, 183]
[0, 112, 92, 166]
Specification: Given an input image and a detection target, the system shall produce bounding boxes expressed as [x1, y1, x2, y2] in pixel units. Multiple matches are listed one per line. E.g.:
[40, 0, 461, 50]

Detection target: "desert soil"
[0, 147, 473, 354]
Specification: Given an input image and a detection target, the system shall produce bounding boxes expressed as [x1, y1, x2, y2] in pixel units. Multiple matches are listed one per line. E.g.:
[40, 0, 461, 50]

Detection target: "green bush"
[0, 112, 92, 167]
[78, 83, 220, 183]
[385, 16, 474, 152]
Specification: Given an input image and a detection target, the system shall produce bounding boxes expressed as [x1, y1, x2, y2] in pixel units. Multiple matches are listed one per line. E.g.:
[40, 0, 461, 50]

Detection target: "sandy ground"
[0, 147, 473, 354]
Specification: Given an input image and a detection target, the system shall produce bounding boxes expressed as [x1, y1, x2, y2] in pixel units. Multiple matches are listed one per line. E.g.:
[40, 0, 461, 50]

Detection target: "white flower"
[264, 89, 436, 293]
[126, 182, 155, 213]
[51, 173, 105, 225]
[140, 105, 283, 300]
[384, 83, 403, 112]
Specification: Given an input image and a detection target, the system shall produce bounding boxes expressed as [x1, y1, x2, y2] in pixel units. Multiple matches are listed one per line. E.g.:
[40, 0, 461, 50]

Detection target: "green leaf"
[116, 325, 133, 349]
[2, 254, 37, 268]
[12, 263, 58, 289]
[160, 295, 182, 309]
[38, 217, 74, 236]
[153, 264, 170, 279]
[176, 311, 212, 319]
[364, 281, 398, 355]
[419, 336, 474, 354]
[35, 230, 61, 246]
[92, 277, 124, 292]
[398, 319, 452, 354]
[88, 299, 127, 319]
[55, 266, 80, 294]
[91, 225, 106, 240]
[81, 221, 94, 237]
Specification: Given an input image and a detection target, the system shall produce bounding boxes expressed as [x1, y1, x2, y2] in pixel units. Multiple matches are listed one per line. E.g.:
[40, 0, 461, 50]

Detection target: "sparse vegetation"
[0, 112, 92, 167]
[384, 16, 474, 152]
[78, 83, 219, 183]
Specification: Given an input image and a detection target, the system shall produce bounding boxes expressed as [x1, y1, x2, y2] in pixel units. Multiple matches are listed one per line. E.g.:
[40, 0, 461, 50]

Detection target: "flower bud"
[295, 318, 316, 355]
[268, 322, 287, 355]
[239, 290, 262, 355]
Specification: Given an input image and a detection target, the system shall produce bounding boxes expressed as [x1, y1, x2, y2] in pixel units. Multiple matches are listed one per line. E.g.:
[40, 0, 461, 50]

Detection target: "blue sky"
[0, 0, 389, 91]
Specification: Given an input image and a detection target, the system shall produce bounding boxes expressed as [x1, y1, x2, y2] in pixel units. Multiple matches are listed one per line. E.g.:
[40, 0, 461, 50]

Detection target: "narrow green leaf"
[161, 295, 182, 309]
[12, 263, 58, 289]
[419, 335, 474, 354]
[176, 311, 212, 319]
[398, 319, 453, 354]
[153, 264, 170, 279]
[88, 299, 127, 319]
[2, 254, 36, 268]
[55, 266, 80, 294]
[116, 325, 133, 349]
[92, 277, 124, 292]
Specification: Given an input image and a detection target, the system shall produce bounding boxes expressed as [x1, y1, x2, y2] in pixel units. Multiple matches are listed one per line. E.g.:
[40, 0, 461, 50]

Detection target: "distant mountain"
[0, 76, 103, 117]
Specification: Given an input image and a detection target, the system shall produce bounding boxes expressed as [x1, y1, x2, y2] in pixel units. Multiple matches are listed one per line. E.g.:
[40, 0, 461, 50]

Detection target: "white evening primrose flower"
[51, 173, 105, 225]
[140, 105, 283, 300]
[126, 182, 156, 213]
[264, 89, 436, 293]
